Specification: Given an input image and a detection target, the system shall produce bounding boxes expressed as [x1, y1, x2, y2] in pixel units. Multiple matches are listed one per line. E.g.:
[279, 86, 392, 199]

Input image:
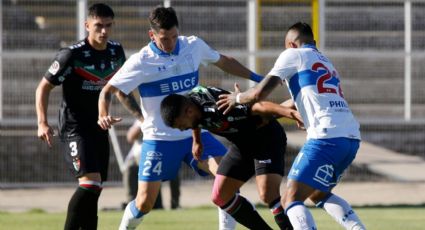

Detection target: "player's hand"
[192, 141, 204, 161]
[289, 110, 305, 130]
[37, 123, 55, 147]
[217, 83, 241, 115]
[97, 115, 122, 130]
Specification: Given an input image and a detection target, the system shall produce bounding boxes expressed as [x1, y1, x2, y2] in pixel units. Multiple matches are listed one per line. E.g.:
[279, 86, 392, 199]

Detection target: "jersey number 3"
[312, 62, 344, 98]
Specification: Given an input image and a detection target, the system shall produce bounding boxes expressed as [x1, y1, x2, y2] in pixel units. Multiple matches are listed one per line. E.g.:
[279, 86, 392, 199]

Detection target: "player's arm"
[98, 83, 123, 129]
[191, 127, 203, 161]
[116, 90, 144, 122]
[98, 83, 143, 130]
[35, 78, 56, 147]
[251, 101, 304, 127]
[213, 54, 263, 82]
[280, 99, 296, 110]
[217, 75, 282, 114]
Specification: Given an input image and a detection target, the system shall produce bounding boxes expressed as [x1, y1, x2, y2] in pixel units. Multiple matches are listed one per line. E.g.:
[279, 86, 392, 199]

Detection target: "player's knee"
[258, 191, 276, 205]
[211, 190, 224, 207]
[134, 196, 153, 213]
[211, 189, 233, 207]
[281, 193, 292, 209]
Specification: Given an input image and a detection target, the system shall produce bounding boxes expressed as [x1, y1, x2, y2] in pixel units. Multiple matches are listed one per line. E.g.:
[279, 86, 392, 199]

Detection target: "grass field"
[0, 206, 424, 229]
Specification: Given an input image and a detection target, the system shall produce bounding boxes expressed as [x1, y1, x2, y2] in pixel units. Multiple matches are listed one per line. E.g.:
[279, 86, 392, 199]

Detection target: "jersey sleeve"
[43, 48, 73, 85]
[108, 53, 144, 95]
[267, 48, 300, 81]
[194, 37, 220, 66]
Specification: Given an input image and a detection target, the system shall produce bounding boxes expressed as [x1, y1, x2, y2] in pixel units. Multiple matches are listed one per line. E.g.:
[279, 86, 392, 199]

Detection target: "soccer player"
[97, 6, 265, 230]
[122, 120, 181, 210]
[35, 3, 129, 229]
[160, 85, 303, 229]
[217, 22, 366, 230]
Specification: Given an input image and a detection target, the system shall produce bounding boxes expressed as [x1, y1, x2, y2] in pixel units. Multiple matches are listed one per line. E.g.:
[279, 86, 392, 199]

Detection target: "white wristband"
[235, 93, 241, 104]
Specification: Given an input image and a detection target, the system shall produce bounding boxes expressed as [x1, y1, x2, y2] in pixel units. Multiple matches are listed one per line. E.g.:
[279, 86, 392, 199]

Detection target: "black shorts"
[61, 132, 110, 181]
[217, 120, 287, 182]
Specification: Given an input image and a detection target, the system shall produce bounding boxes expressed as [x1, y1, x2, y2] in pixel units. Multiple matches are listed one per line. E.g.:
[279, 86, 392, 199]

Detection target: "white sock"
[119, 200, 144, 230]
[218, 207, 237, 230]
[286, 201, 317, 230]
[320, 194, 366, 230]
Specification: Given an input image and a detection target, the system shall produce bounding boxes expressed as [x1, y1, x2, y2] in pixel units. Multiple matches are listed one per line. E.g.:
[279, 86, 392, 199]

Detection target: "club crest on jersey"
[72, 158, 80, 171]
[109, 48, 116, 56]
[100, 61, 105, 71]
[83, 50, 91, 57]
[48, 61, 60, 75]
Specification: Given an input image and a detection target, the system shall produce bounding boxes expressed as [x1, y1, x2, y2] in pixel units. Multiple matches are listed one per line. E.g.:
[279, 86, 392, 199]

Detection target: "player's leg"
[310, 138, 366, 230]
[282, 179, 317, 229]
[253, 120, 292, 229]
[62, 135, 108, 230]
[281, 139, 328, 229]
[184, 132, 237, 230]
[205, 142, 273, 230]
[120, 181, 161, 229]
[169, 175, 181, 209]
[120, 139, 190, 229]
[255, 174, 292, 230]
[122, 157, 139, 207]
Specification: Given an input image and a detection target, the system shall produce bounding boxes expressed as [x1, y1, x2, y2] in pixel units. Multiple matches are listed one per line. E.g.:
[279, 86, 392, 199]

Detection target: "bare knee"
[258, 190, 279, 205]
[211, 190, 233, 207]
[134, 194, 155, 213]
[309, 191, 329, 205]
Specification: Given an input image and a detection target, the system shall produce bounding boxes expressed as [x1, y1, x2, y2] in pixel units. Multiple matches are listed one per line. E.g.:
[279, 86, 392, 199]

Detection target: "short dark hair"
[88, 3, 115, 19]
[160, 94, 188, 127]
[288, 22, 315, 45]
[149, 6, 179, 31]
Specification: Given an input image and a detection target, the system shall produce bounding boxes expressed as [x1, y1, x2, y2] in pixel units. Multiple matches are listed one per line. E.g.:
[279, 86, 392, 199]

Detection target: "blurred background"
[1, 0, 424, 190]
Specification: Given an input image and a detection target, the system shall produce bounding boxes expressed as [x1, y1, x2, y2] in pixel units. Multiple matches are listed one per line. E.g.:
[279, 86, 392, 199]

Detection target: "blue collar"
[149, 40, 180, 56]
[301, 43, 318, 50]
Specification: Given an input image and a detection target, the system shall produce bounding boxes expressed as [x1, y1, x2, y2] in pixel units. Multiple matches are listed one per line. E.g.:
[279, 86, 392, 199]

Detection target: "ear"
[186, 106, 193, 116]
[148, 30, 154, 41]
[288, 41, 298, 48]
[85, 21, 90, 32]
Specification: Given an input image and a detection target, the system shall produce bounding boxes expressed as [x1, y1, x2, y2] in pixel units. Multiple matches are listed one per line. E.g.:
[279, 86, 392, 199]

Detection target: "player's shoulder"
[136, 44, 157, 62]
[181, 35, 204, 45]
[107, 40, 123, 47]
[67, 39, 87, 51]
[277, 48, 301, 61]
[281, 47, 299, 56]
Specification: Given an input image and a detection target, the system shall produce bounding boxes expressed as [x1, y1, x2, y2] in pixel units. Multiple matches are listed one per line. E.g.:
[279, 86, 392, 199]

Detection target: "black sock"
[269, 197, 293, 230]
[64, 185, 101, 230]
[221, 194, 272, 230]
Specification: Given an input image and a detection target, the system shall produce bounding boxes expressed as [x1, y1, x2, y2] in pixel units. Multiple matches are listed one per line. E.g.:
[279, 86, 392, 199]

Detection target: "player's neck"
[87, 38, 107, 51]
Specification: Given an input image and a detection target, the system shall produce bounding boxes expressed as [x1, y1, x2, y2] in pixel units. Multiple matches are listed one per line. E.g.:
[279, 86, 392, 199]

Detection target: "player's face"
[172, 107, 198, 131]
[149, 26, 179, 53]
[85, 16, 114, 49]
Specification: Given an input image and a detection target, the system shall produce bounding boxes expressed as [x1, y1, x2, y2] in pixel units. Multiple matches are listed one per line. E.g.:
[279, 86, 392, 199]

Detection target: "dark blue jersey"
[44, 38, 125, 138]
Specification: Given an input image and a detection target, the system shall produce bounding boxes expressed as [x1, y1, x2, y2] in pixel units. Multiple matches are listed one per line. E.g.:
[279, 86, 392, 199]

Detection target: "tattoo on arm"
[102, 90, 112, 105]
[116, 92, 143, 121]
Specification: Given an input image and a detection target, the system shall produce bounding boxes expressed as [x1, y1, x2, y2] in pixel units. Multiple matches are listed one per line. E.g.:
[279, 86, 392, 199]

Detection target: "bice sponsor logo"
[160, 76, 196, 93]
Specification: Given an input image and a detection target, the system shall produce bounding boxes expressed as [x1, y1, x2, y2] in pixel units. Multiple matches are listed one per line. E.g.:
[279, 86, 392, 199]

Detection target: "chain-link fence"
[1, 0, 424, 184]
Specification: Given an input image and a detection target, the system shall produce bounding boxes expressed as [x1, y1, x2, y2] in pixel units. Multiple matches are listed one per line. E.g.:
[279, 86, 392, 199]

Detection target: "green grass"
[0, 206, 424, 229]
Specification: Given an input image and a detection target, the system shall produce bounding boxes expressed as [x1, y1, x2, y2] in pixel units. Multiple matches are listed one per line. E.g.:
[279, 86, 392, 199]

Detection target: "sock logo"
[342, 209, 354, 222]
